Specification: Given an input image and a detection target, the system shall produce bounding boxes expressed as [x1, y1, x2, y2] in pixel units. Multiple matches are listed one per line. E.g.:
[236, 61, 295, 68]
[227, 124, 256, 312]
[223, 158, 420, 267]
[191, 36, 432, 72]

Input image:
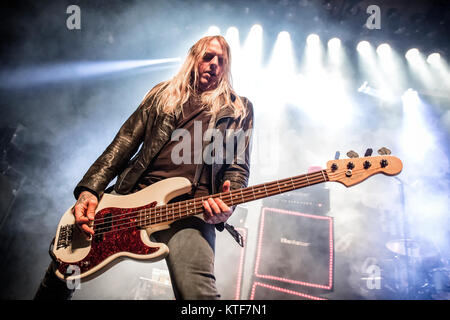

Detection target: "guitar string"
[87, 172, 326, 235]
[90, 166, 383, 236]
[91, 170, 327, 229]
[89, 155, 394, 227]
[89, 163, 390, 236]
[90, 172, 330, 236]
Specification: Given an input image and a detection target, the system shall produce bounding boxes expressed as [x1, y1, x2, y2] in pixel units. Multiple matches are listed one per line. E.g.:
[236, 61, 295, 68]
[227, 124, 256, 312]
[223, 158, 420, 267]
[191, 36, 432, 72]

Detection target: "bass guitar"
[51, 148, 402, 281]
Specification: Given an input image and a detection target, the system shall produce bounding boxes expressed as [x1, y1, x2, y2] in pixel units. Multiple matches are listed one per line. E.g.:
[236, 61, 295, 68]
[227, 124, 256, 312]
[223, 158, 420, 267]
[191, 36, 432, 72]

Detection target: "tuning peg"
[364, 148, 373, 157]
[334, 151, 340, 160]
[377, 147, 391, 155]
[347, 150, 359, 158]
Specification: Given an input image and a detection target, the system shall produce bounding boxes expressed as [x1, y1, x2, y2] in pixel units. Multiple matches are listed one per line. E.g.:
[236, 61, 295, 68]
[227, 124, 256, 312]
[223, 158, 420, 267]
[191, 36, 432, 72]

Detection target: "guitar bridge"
[57, 224, 74, 249]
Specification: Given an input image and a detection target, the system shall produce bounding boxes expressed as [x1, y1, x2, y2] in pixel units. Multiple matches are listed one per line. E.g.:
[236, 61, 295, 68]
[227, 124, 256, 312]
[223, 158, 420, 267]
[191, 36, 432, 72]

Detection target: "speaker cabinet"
[253, 207, 334, 290]
[249, 281, 327, 300]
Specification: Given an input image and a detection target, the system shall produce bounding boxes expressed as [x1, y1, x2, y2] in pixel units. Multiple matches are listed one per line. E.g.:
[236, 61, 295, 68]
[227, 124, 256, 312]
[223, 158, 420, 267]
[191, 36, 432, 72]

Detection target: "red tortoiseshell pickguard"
[57, 201, 159, 278]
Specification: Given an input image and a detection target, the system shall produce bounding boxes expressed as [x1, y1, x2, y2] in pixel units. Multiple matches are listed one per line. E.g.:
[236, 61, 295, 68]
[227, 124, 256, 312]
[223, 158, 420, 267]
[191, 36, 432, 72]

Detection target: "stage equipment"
[132, 267, 173, 300]
[262, 187, 329, 215]
[249, 281, 326, 300]
[252, 207, 334, 296]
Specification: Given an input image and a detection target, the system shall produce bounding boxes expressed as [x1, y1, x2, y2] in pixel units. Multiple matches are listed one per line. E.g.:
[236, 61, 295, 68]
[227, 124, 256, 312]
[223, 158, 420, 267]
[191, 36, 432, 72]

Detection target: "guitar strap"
[191, 112, 244, 248]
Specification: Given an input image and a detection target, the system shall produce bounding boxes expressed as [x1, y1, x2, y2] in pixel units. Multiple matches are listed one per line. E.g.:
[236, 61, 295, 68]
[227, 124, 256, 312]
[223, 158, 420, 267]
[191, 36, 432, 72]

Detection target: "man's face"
[197, 38, 225, 92]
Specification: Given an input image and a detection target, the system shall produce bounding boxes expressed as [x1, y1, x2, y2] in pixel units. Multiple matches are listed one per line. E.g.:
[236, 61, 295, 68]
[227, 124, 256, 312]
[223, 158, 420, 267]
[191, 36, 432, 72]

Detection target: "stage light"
[401, 88, 419, 107]
[356, 41, 382, 86]
[376, 43, 391, 57]
[425, 52, 449, 91]
[405, 48, 435, 89]
[306, 33, 320, 46]
[267, 31, 295, 99]
[328, 37, 341, 50]
[357, 41, 371, 55]
[225, 27, 241, 76]
[376, 43, 399, 82]
[225, 27, 240, 50]
[206, 25, 221, 36]
[405, 48, 420, 61]
[304, 33, 323, 70]
[0, 58, 181, 89]
[427, 53, 441, 65]
[401, 88, 434, 162]
[236, 24, 263, 96]
[327, 37, 343, 68]
[242, 24, 263, 65]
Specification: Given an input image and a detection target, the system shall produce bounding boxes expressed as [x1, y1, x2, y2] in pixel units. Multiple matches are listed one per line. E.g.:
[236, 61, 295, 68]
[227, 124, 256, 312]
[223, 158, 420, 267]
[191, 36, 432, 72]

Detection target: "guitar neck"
[137, 170, 329, 228]
[217, 170, 328, 207]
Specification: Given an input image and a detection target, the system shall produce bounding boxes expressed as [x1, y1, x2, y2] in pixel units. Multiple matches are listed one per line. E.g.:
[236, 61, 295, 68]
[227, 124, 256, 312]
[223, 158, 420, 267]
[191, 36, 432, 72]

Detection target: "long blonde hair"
[144, 35, 247, 120]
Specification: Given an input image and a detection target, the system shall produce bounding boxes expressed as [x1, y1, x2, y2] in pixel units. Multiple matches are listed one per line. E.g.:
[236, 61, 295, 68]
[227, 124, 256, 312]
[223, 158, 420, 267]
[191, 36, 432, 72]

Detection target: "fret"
[200, 196, 206, 214]
[173, 203, 177, 219]
[170, 203, 175, 219]
[321, 170, 327, 182]
[290, 177, 295, 190]
[187, 200, 194, 216]
[254, 186, 263, 199]
[229, 191, 234, 206]
[276, 181, 281, 194]
[232, 191, 240, 205]
[283, 179, 292, 191]
[147, 208, 156, 224]
[306, 174, 310, 185]
[137, 209, 141, 228]
[234, 191, 240, 203]
[263, 184, 268, 197]
[251, 186, 256, 200]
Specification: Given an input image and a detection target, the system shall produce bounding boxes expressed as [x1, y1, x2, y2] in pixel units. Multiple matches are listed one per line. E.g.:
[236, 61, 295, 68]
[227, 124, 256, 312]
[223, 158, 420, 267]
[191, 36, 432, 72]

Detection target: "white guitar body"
[52, 177, 193, 282]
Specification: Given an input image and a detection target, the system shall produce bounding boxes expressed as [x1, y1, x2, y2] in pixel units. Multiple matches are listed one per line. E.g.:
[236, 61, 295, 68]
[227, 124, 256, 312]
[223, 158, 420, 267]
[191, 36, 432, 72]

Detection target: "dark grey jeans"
[151, 216, 220, 300]
[34, 216, 219, 300]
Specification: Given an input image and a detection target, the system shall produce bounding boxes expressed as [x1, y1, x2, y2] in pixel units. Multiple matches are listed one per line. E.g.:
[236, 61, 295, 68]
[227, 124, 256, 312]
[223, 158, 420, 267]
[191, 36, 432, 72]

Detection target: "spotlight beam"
[0, 58, 181, 89]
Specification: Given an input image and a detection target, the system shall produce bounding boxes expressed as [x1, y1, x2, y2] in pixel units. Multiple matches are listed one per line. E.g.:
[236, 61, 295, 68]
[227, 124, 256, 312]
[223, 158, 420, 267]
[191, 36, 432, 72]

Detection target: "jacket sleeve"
[73, 96, 153, 200]
[221, 98, 254, 192]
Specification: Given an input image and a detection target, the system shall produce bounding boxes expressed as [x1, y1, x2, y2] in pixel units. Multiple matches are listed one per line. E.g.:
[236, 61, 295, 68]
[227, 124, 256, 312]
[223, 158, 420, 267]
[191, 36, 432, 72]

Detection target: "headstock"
[326, 147, 403, 187]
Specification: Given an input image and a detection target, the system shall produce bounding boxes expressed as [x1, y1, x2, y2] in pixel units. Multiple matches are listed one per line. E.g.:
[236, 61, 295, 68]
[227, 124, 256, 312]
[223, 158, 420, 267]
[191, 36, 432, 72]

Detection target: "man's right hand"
[73, 190, 98, 238]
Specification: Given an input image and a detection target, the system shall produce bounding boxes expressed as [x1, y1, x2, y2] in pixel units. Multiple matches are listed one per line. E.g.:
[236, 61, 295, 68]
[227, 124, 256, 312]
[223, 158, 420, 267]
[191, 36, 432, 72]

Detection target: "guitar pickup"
[56, 224, 74, 249]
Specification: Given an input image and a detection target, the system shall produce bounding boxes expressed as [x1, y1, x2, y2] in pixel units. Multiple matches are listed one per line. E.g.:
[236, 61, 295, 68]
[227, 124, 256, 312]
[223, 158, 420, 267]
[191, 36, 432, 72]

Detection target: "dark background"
[0, 0, 449, 300]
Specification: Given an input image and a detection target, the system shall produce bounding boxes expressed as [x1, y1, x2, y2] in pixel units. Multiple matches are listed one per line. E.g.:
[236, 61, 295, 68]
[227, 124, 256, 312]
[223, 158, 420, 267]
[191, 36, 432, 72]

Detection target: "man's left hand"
[203, 180, 234, 224]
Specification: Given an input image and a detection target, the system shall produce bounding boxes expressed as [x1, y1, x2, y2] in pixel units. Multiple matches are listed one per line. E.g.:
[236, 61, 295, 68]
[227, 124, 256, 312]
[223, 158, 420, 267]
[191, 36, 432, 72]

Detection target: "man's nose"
[210, 55, 219, 68]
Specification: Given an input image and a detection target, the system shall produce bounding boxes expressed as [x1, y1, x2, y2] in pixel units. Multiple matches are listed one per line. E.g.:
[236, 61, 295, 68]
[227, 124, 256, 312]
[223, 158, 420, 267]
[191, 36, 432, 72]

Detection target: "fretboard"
[136, 170, 329, 228]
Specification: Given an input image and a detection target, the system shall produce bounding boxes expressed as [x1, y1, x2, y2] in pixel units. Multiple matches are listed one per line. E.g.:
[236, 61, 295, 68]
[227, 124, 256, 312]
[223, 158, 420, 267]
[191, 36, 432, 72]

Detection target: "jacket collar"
[215, 104, 235, 123]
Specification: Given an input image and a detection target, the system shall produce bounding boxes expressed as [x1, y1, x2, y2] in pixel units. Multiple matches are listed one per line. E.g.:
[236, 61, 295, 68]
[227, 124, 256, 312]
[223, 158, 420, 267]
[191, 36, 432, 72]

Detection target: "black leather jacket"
[74, 91, 254, 223]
